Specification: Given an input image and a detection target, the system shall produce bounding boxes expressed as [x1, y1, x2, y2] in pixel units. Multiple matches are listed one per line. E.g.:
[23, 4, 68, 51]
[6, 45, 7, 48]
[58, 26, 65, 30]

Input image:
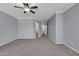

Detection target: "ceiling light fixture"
[14, 3, 38, 14]
[24, 8, 30, 12]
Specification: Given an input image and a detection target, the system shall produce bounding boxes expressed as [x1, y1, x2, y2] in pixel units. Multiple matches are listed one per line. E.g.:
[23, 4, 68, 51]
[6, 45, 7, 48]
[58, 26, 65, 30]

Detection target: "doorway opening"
[34, 20, 47, 39]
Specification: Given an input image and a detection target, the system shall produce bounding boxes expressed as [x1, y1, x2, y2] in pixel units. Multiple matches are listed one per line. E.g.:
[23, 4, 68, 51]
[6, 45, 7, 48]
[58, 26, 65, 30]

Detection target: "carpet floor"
[0, 38, 79, 56]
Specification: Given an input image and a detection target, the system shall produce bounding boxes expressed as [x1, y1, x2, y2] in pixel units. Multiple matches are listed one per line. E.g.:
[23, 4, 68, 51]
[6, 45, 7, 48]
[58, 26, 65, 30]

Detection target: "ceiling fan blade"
[30, 6, 38, 9]
[14, 6, 24, 9]
[30, 10, 35, 14]
[24, 11, 26, 13]
[23, 3, 29, 8]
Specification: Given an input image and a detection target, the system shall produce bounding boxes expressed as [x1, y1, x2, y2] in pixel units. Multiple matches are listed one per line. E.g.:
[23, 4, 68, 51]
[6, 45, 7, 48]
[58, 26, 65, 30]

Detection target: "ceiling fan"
[14, 3, 38, 14]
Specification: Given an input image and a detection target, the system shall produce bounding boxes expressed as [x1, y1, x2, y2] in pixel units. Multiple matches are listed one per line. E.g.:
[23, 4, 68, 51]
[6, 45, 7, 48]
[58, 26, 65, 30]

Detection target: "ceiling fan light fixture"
[24, 8, 30, 12]
[14, 3, 38, 14]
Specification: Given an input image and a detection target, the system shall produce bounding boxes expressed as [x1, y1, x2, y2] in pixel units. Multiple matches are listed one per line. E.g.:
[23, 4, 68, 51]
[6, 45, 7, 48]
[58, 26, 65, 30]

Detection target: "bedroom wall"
[48, 14, 56, 43]
[17, 19, 34, 39]
[0, 11, 17, 46]
[63, 4, 79, 53]
[56, 13, 63, 44]
[48, 13, 63, 44]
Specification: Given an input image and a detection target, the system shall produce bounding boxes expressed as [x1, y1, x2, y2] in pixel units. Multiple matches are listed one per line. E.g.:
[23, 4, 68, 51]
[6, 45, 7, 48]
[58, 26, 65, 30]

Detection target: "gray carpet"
[0, 38, 79, 56]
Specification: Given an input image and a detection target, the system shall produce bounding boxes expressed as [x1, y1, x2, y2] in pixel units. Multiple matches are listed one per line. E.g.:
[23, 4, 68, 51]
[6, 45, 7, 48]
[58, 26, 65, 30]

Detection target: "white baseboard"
[55, 41, 63, 44]
[48, 39, 56, 44]
[17, 37, 35, 39]
[17, 38, 35, 39]
[0, 39, 17, 46]
[64, 43, 79, 53]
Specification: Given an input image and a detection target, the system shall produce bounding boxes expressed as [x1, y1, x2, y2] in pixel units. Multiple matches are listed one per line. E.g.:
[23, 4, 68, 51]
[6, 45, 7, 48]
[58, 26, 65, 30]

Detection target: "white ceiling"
[0, 3, 75, 21]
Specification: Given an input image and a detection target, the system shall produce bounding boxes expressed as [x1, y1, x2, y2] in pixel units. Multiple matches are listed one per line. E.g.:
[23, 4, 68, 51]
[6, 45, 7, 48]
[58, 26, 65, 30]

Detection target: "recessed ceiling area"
[0, 3, 75, 21]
